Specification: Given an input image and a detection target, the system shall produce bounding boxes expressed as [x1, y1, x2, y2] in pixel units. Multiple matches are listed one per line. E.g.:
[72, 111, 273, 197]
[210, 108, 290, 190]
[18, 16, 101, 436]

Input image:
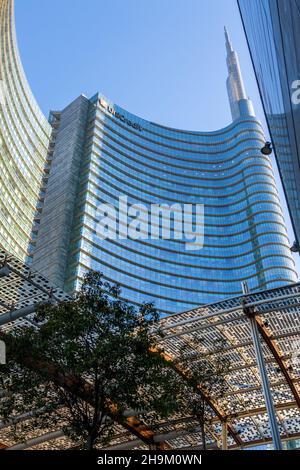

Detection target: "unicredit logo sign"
[99, 98, 143, 132]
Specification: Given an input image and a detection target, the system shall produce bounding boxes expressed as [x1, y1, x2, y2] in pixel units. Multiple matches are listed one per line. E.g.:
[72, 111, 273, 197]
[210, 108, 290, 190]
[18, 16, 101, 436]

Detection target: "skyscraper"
[30, 29, 297, 315]
[0, 0, 51, 259]
[238, 0, 300, 251]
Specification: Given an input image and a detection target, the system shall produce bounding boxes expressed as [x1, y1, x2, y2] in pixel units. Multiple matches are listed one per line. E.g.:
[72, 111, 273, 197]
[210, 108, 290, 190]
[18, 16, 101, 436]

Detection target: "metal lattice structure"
[0, 247, 71, 332]
[152, 283, 300, 448]
[0, 247, 169, 450]
[1, 246, 300, 449]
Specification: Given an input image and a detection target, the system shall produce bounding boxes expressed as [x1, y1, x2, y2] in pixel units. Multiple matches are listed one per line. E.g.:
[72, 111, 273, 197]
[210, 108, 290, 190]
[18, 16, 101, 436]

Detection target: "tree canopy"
[0, 272, 182, 450]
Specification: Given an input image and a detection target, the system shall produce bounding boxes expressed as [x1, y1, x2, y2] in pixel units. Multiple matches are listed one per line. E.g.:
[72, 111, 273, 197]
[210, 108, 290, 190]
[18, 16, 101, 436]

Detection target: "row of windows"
[78, 179, 283, 221]
[83, 164, 280, 208]
[94, 97, 264, 145]
[69, 227, 290, 264]
[71, 251, 294, 287]
[88, 137, 274, 180]
[70, 218, 291, 259]
[77, 200, 286, 240]
[86, 150, 277, 193]
[68, 264, 296, 312]
[90, 120, 266, 165]
[67, 239, 293, 280]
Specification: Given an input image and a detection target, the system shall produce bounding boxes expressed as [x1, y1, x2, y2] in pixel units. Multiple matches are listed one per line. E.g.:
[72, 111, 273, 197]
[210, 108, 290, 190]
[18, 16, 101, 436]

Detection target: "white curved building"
[0, 0, 51, 259]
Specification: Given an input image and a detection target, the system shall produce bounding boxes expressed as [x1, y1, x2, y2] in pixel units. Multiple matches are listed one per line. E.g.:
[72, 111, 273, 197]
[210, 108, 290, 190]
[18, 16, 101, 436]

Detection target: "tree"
[0, 272, 181, 450]
[178, 338, 229, 450]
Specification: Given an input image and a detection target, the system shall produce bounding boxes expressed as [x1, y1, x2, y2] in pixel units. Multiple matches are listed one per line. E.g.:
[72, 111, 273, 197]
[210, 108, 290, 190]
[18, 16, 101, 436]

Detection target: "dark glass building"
[238, 0, 300, 249]
[30, 30, 297, 316]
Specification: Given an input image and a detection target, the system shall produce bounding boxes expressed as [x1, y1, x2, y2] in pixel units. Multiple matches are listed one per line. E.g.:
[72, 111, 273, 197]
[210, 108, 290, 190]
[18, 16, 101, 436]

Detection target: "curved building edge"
[0, 0, 51, 259]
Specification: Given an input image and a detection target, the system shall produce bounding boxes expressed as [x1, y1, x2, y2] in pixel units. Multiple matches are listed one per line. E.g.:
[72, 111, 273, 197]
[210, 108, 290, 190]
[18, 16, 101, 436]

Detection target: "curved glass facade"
[56, 94, 295, 315]
[0, 0, 296, 316]
[0, 0, 51, 259]
[28, 22, 297, 316]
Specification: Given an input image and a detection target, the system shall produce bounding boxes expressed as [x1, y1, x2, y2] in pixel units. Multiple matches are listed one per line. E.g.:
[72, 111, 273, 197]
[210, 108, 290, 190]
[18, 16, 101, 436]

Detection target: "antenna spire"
[224, 26, 233, 54]
[224, 26, 254, 120]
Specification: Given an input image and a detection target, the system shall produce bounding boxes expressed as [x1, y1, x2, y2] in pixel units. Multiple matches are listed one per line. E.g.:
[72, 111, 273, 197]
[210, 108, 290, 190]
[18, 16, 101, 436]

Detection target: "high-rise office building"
[31, 28, 297, 315]
[0, 0, 51, 259]
[238, 0, 300, 250]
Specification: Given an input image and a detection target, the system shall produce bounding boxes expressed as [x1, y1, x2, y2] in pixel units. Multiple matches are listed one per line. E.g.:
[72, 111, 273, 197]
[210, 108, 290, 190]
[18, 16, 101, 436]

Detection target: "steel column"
[222, 422, 228, 450]
[242, 282, 282, 450]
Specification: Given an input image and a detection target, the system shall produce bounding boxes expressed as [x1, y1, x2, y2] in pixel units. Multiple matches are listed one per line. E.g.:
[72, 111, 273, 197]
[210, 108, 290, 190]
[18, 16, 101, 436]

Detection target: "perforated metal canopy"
[0, 246, 71, 331]
[1, 246, 300, 449]
[152, 283, 300, 448]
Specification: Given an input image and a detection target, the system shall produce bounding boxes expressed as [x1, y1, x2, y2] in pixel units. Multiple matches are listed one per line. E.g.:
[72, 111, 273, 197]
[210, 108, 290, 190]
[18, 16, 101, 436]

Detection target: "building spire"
[224, 26, 254, 120]
[224, 26, 233, 54]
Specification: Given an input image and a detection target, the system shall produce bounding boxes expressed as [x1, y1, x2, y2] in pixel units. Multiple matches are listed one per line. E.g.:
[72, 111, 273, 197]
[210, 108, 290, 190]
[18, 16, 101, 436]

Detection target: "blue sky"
[15, 0, 300, 273]
[16, 0, 263, 129]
